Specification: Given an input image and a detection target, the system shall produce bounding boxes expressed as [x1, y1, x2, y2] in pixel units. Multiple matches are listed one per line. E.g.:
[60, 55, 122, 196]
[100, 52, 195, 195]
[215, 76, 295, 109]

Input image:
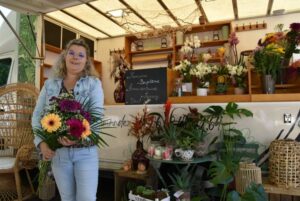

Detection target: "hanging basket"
[269, 139, 300, 188]
[235, 162, 262, 194]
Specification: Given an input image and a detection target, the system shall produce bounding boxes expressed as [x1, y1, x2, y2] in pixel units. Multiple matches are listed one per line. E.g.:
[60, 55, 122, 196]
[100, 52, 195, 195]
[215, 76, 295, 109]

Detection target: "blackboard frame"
[125, 67, 167, 105]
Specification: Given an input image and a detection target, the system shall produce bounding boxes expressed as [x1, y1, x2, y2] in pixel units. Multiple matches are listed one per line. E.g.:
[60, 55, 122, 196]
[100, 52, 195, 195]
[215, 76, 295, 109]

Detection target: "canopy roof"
[0, 0, 299, 39]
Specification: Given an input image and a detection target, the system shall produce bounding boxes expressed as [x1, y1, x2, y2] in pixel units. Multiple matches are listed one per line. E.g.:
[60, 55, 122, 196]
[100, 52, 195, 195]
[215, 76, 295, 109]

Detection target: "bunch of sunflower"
[34, 92, 112, 190]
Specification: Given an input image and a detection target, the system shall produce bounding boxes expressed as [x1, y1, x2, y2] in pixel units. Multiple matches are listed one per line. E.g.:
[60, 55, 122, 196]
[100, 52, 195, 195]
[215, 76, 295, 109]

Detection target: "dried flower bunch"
[110, 53, 131, 84]
[128, 105, 156, 141]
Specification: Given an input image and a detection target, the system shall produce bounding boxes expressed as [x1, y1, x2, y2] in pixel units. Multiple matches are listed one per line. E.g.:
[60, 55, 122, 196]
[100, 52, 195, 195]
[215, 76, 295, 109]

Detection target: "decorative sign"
[125, 67, 167, 105]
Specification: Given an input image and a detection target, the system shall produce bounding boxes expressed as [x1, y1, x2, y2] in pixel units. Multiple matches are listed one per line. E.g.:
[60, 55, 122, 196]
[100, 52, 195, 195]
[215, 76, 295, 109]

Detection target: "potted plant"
[150, 100, 185, 147]
[227, 182, 267, 201]
[203, 102, 253, 201]
[174, 59, 193, 94]
[253, 45, 283, 93]
[182, 126, 208, 157]
[190, 62, 214, 96]
[128, 105, 156, 171]
[226, 64, 248, 94]
[168, 165, 196, 201]
[214, 64, 229, 94]
[175, 136, 194, 161]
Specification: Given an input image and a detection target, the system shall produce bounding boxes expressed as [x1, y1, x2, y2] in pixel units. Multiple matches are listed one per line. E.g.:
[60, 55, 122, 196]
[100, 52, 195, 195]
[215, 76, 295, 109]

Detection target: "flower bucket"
[182, 82, 192, 93]
[196, 88, 208, 96]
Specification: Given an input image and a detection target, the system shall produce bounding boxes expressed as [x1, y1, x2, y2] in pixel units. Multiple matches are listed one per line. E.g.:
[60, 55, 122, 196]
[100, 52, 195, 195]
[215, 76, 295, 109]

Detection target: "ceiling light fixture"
[106, 9, 129, 18]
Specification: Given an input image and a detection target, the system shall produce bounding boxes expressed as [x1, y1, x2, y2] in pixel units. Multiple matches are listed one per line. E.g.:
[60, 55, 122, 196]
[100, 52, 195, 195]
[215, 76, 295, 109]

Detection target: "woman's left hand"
[58, 136, 76, 146]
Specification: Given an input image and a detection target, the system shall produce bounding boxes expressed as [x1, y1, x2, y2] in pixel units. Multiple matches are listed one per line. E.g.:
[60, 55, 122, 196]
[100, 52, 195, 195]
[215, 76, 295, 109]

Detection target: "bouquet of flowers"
[34, 92, 112, 190]
[174, 59, 193, 82]
[226, 64, 248, 89]
[190, 62, 214, 88]
[254, 23, 300, 79]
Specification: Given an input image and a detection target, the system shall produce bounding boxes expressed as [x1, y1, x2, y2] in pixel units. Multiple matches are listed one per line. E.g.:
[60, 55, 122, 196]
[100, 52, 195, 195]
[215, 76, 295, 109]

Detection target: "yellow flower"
[41, 113, 62, 133]
[81, 119, 91, 138]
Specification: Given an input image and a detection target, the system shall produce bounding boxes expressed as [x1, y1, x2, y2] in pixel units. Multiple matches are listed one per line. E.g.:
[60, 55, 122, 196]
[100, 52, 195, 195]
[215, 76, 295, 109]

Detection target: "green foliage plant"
[203, 102, 253, 201]
[168, 165, 196, 192]
[226, 183, 267, 201]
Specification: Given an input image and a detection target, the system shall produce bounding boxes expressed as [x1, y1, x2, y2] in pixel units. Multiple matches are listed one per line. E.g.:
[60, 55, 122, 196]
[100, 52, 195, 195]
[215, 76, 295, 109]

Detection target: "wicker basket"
[38, 177, 56, 201]
[235, 162, 262, 194]
[269, 139, 300, 188]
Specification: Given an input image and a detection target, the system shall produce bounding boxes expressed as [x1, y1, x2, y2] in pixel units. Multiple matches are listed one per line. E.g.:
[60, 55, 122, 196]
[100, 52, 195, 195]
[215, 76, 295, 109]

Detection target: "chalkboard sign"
[125, 67, 167, 105]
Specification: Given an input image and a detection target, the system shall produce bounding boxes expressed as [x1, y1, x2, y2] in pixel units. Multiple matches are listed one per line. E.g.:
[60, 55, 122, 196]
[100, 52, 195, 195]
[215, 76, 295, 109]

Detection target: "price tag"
[174, 190, 184, 198]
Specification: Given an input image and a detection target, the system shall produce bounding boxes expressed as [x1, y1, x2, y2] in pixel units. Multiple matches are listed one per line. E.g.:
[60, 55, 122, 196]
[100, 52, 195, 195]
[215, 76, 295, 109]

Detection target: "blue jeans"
[51, 146, 99, 201]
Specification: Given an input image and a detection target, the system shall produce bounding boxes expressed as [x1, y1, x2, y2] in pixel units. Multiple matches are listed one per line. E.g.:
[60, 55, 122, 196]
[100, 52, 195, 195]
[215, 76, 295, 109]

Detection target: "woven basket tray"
[269, 139, 300, 188]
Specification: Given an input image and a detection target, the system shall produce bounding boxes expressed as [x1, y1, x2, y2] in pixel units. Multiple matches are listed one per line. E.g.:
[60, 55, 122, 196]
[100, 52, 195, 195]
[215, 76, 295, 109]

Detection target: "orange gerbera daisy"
[81, 119, 91, 138]
[41, 113, 62, 133]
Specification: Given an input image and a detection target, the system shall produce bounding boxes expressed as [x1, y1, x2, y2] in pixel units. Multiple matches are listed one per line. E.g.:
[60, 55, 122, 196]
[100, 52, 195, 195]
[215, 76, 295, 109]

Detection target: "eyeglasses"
[67, 50, 86, 59]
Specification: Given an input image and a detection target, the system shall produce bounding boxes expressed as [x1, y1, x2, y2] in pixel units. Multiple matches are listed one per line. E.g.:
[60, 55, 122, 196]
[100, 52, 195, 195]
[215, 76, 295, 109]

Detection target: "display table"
[263, 179, 300, 196]
[146, 155, 213, 188]
[114, 169, 156, 201]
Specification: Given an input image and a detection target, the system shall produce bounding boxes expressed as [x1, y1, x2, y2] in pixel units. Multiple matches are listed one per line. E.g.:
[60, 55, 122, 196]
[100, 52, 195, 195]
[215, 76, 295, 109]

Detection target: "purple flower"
[59, 100, 81, 112]
[290, 23, 300, 32]
[228, 32, 239, 46]
[49, 96, 59, 102]
[66, 119, 84, 139]
[81, 110, 91, 122]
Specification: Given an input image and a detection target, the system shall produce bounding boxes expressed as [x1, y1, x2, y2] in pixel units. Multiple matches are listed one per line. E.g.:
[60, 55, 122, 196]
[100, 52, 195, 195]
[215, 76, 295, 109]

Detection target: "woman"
[32, 39, 103, 201]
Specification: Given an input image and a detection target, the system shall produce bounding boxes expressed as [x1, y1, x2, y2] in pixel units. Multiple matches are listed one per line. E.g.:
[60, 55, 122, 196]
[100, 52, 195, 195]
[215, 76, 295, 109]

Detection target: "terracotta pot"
[234, 87, 245, 95]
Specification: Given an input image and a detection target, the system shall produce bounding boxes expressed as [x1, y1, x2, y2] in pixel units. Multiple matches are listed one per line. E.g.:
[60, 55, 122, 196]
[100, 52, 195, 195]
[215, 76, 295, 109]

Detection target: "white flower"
[180, 45, 193, 54]
[202, 53, 212, 62]
[174, 59, 191, 72]
[226, 64, 247, 77]
[190, 62, 212, 79]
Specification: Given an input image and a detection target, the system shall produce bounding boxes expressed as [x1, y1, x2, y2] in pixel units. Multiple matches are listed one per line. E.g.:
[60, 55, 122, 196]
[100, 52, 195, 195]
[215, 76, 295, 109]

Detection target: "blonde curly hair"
[52, 38, 99, 78]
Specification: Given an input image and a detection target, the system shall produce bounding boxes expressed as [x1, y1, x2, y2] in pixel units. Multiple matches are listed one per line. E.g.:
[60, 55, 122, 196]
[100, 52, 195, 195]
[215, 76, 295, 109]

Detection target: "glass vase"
[262, 74, 275, 94]
[131, 139, 149, 171]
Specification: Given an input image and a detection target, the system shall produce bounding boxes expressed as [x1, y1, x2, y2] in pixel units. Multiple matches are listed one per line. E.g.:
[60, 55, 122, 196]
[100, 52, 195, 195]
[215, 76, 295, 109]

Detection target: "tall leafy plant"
[204, 102, 253, 201]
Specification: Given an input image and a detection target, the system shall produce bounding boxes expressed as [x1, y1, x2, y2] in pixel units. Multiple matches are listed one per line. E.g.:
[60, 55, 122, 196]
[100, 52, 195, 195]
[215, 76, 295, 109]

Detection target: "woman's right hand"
[39, 142, 55, 161]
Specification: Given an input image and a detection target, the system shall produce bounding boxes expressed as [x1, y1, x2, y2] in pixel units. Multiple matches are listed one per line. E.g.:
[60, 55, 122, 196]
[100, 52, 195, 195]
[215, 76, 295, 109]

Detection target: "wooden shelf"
[251, 93, 300, 102]
[176, 40, 228, 49]
[175, 57, 222, 64]
[132, 53, 170, 63]
[186, 21, 231, 33]
[130, 47, 173, 55]
[168, 93, 300, 104]
[169, 94, 251, 103]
